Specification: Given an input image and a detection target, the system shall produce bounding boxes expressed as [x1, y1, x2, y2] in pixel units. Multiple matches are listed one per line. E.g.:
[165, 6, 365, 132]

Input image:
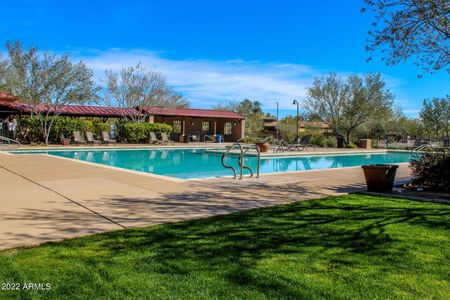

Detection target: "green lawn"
[0, 194, 449, 299]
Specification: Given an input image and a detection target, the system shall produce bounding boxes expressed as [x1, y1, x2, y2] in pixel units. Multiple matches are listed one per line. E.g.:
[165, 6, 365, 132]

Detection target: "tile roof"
[0, 100, 142, 117]
[0, 92, 19, 101]
[0, 92, 245, 119]
[141, 106, 245, 119]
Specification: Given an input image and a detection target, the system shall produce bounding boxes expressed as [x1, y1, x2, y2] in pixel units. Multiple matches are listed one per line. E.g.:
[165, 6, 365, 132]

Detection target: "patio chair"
[274, 139, 290, 153]
[86, 131, 101, 145]
[290, 134, 315, 151]
[204, 134, 215, 142]
[161, 132, 174, 145]
[150, 132, 162, 144]
[101, 131, 116, 144]
[190, 134, 200, 142]
[72, 131, 87, 145]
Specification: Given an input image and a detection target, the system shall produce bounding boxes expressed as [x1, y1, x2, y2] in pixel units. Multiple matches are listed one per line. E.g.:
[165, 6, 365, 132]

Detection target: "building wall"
[151, 115, 243, 142]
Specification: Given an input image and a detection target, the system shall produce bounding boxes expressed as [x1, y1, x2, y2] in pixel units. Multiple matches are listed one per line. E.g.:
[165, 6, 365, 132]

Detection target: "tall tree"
[305, 73, 395, 144]
[363, 0, 450, 75]
[105, 64, 188, 122]
[420, 96, 450, 140]
[214, 99, 264, 137]
[0, 41, 99, 144]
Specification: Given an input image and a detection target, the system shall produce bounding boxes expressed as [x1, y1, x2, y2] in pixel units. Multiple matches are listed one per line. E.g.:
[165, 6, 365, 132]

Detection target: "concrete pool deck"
[0, 149, 412, 250]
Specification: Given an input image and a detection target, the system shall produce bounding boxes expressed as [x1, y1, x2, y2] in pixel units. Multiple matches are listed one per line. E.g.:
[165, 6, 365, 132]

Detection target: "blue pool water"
[10, 148, 413, 179]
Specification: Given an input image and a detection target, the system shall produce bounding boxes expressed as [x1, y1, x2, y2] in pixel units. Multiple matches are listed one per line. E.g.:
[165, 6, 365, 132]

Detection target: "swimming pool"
[9, 148, 413, 179]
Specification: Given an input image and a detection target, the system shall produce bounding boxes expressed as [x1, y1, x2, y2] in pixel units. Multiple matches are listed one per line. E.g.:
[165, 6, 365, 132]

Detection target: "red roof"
[0, 100, 142, 118]
[142, 106, 245, 119]
[0, 92, 19, 101]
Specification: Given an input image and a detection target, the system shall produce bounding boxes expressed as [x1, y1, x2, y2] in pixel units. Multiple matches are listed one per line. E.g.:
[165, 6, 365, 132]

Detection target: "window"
[202, 122, 209, 132]
[173, 120, 182, 134]
[224, 122, 232, 135]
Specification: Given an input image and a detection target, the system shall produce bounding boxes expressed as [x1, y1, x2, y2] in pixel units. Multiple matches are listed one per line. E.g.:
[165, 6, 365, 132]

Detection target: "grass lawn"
[0, 194, 449, 299]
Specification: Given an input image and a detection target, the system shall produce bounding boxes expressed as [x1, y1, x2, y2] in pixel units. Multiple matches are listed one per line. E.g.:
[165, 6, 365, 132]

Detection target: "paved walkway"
[0, 152, 412, 250]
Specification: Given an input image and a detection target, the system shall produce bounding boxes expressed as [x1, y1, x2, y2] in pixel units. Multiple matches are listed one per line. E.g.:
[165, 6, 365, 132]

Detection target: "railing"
[411, 144, 450, 159]
[0, 135, 21, 149]
[221, 142, 261, 180]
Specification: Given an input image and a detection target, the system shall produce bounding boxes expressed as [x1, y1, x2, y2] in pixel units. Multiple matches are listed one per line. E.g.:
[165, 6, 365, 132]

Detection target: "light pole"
[275, 101, 279, 140]
[293, 99, 299, 140]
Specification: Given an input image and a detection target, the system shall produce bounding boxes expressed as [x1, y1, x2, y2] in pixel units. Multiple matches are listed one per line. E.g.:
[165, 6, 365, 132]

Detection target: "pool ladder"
[221, 143, 261, 180]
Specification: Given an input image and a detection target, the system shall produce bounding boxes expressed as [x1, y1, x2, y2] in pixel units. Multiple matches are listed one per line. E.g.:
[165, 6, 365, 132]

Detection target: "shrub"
[410, 152, 450, 192]
[345, 143, 358, 148]
[121, 122, 173, 143]
[16, 117, 41, 143]
[311, 134, 327, 147]
[92, 119, 110, 135]
[326, 137, 337, 147]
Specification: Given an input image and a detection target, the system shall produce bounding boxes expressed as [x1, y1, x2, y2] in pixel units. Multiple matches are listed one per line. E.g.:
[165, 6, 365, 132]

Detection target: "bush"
[17, 117, 41, 143]
[92, 119, 110, 136]
[410, 152, 450, 192]
[326, 137, 337, 147]
[345, 143, 358, 148]
[17, 116, 114, 143]
[121, 122, 173, 143]
[53, 117, 82, 141]
[311, 134, 327, 147]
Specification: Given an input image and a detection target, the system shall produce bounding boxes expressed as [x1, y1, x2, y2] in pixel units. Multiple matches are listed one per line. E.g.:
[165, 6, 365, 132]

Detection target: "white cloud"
[76, 49, 322, 110]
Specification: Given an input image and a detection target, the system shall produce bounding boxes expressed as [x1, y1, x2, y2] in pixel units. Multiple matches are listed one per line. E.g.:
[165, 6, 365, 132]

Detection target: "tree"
[105, 64, 188, 122]
[420, 96, 450, 140]
[305, 73, 395, 145]
[363, 0, 450, 75]
[0, 41, 99, 144]
[214, 99, 264, 137]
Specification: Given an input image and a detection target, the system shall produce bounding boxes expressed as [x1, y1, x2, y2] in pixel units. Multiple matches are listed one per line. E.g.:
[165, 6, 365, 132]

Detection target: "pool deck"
[0, 146, 412, 250]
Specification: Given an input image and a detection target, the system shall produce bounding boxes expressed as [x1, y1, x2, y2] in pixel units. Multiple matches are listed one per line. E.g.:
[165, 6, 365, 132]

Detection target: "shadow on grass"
[54, 194, 449, 298]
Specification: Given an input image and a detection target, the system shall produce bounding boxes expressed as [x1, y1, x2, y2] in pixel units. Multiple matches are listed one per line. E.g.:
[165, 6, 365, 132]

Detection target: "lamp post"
[292, 99, 299, 140]
[275, 101, 279, 140]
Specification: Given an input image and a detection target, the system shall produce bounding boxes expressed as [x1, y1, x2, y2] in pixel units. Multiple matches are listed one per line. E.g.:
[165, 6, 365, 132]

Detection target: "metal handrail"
[239, 144, 261, 178]
[0, 135, 21, 149]
[411, 144, 434, 158]
[221, 142, 260, 179]
[411, 144, 450, 159]
[221, 143, 244, 179]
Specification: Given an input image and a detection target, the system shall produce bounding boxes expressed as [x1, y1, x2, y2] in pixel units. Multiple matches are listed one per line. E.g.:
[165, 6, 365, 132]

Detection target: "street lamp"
[292, 99, 299, 140]
[275, 101, 279, 140]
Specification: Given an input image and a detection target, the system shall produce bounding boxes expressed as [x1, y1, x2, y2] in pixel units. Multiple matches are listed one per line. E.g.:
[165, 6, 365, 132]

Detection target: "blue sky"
[1, 0, 449, 118]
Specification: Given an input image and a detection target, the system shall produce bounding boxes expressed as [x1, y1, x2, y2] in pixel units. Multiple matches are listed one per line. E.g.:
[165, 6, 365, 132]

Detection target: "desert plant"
[311, 134, 327, 147]
[326, 137, 337, 147]
[410, 152, 450, 192]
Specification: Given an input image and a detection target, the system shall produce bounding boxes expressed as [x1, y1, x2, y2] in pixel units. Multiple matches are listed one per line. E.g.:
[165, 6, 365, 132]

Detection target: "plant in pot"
[255, 136, 272, 153]
[361, 164, 399, 192]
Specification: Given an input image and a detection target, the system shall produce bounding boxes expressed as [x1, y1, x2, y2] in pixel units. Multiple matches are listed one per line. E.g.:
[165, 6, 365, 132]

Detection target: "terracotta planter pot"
[61, 138, 70, 146]
[361, 164, 398, 192]
[256, 142, 270, 153]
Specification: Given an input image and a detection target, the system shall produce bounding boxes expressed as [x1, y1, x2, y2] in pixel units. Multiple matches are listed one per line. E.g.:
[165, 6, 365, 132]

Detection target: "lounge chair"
[101, 131, 116, 144]
[72, 131, 87, 145]
[289, 134, 315, 151]
[161, 132, 174, 145]
[190, 134, 200, 142]
[204, 134, 215, 142]
[86, 131, 101, 145]
[274, 139, 290, 153]
[150, 132, 162, 144]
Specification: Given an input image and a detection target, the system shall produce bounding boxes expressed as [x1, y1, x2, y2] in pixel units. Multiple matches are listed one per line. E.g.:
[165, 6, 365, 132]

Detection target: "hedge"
[121, 122, 173, 143]
[16, 116, 111, 144]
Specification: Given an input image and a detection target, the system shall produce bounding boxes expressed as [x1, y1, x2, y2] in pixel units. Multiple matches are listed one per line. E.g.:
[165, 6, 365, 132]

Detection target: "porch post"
[240, 119, 245, 139]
